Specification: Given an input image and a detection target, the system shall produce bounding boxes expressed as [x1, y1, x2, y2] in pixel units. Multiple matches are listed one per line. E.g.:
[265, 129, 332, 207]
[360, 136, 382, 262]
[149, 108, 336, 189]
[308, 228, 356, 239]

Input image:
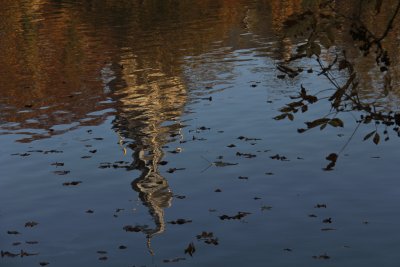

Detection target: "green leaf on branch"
[363, 131, 376, 141]
[274, 114, 287, 120]
[328, 118, 344, 127]
[305, 118, 330, 129]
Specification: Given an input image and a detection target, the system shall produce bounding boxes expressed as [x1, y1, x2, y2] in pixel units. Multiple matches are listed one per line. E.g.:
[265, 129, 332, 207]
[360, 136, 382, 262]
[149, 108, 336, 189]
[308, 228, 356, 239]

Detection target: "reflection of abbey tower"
[112, 52, 187, 247]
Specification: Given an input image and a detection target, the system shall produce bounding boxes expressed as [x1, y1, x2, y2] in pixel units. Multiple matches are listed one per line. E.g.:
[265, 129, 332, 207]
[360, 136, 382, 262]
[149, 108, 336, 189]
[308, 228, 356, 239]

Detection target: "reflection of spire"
[111, 50, 187, 254]
[130, 145, 172, 254]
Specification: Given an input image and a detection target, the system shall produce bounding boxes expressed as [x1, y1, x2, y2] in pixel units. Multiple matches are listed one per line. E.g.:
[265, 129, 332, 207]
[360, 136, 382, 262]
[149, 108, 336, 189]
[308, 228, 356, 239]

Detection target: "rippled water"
[1, 1, 400, 266]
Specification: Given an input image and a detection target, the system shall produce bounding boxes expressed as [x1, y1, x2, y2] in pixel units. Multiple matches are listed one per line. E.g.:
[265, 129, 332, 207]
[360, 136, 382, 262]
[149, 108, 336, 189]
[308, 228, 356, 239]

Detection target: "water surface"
[1, 1, 400, 266]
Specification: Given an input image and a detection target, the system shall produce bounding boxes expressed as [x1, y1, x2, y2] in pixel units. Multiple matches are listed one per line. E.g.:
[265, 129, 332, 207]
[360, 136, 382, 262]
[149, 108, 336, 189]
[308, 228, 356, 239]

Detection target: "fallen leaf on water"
[219, 211, 251, 220]
[25, 221, 38, 228]
[166, 168, 186, 173]
[62, 181, 82, 186]
[20, 250, 39, 257]
[184, 242, 196, 257]
[39, 262, 49, 266]
[44, 150, 63, 154]
[196, 231, 219, 245]
[321, 228, 336, 231]
[270, 154, 289, 161]
[86, 209, 94, 214]
[98, 256, 108, 261]
[26, 241, 39, 245]
[7, 231, 20, 235]
[238, 176, 248, 180]
[168, 148, 183, 154]
[168, 219, 192, 225]
[119, 245, 127, 250]
[197, 126, 210, 131]
[323, 218, 332, 224]
[51, 162, 64, 167]
[227, 144, 236, 148]
[283, 248, 292, 252]
[123, 225, 148, 232]
[53, 170, 70, 175]
[12, 242, 21, 246]
[213, 161, 238, 167]
[1, 251, 19, 257]
[312, 253, 330, 260]
[261, 205, 272, 211]
[236, 152, 256, 158]
[324, 153, 338, 171]
[97, 251, 107, 254]
[237, 136, 261, 141]
[314, 204, 327, 208]
[163, 257, 186, 263]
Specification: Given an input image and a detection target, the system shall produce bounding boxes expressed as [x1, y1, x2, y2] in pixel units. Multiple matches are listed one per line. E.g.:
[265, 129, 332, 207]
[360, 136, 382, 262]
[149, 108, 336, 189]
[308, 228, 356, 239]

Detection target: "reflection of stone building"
[112, 53, 187, 250]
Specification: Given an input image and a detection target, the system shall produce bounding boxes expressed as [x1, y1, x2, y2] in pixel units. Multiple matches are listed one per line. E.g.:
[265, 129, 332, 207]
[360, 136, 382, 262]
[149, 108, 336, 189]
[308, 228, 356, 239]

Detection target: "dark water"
[1, 1, 400, 266]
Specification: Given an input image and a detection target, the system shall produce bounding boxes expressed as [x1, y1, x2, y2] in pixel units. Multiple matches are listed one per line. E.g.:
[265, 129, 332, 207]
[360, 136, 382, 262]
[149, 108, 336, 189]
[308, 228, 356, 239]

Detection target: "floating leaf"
[213, 161, 238, 167]
[168, 219, 192, 225]
[7, 231, 20, 235]
[1, 251, 19, 257]
[321, 228, 336, 231]
[184, 242, 196, 257]
[322, 218, 332, 224]
[324, 153, 338, 171]
[219, 211, 251, 220]
[25, 221, 38, 228]
[53, 170, 70, 175]
[373, 133, 380, 145]
[20, 250, 39, 257]
[163, 257, 186, 263]
[62, 181, 82, 186]
[123, 225, 148, 233]
[312, 253, 330, 259]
